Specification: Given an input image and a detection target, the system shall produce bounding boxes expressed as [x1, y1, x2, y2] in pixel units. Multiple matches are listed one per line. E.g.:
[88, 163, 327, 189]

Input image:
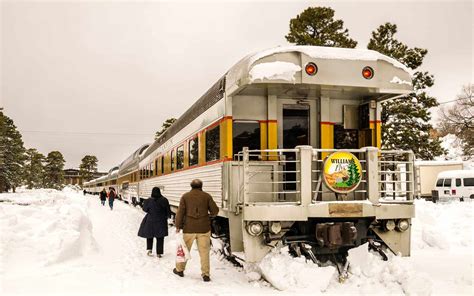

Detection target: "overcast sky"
[1, 0, 472, 171]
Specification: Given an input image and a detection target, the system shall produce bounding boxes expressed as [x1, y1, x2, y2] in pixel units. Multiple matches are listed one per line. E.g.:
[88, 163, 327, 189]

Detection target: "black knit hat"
[151, 187, 162, 198]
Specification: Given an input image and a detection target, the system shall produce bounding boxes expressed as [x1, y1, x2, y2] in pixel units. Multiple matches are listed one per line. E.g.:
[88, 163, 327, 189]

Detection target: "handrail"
[234, 146, 415, 213]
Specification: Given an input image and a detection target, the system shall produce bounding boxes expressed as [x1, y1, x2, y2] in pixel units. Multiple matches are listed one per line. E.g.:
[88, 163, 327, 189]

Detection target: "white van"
[433, 170, 474, 202]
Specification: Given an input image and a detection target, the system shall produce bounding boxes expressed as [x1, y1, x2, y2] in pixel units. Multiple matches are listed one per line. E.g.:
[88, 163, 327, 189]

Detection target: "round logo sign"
[323, 151, 362, 193]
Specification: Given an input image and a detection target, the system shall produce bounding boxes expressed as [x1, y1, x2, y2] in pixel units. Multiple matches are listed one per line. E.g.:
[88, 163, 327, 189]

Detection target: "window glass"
[436, 179, 443, 187]
[464, 178, 474, 187]
[206, 125, 220, 162]
[171, 150, 175, 171]
[444, 178, 452, 187]
[161, 156, 165, 174]
[189, 137, 199, 166]
[456, 178, 461, 187]
[177, 145, 184, 170]
[233, 121, 260, 157]
[334, 124, 358, 149]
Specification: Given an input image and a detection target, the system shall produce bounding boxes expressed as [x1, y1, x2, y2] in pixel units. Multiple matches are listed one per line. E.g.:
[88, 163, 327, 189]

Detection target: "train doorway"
[277, 100, 317, 194]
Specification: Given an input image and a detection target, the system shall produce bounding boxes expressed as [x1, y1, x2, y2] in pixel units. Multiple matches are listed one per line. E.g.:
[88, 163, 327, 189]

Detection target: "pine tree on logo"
[347, 158, 360, 187]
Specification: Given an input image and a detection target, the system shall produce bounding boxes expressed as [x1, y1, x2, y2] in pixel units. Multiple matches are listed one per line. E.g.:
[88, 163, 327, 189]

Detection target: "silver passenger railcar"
[113, 46, 416, 274]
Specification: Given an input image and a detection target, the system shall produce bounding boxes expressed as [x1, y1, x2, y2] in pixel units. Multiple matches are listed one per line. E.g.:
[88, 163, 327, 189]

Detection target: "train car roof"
[144, 45, 413, 159]
[226, 45, 413, 96]
[118, 143, 151, 174]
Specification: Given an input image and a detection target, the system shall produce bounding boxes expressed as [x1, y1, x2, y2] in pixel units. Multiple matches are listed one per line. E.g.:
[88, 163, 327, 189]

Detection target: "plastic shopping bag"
[176, 231, 191, 263]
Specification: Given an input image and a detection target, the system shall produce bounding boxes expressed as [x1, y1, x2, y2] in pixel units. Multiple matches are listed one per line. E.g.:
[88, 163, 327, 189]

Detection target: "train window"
[189, 137, 199, 167]
[171, 150, 175, 171]
[436, 179, 443, 187]
[233, 121, 260, 157]
[464, 178, 474, 187]
[161, 156, 165, 174]
[456, 178, 461, 187]
[334, 124, 358, 149]
[206, 125, 220, 162]
[443, 178, 451, 187]
[177, 145, 184, 170]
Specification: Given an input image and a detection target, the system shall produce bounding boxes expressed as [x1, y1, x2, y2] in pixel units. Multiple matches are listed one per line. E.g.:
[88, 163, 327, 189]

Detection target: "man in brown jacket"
[173, 179, 219, 282]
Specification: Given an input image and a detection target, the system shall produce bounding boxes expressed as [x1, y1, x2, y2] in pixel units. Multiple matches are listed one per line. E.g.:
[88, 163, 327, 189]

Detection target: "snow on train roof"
[248, 46, 409, 72]
[226, 45, 411, 90]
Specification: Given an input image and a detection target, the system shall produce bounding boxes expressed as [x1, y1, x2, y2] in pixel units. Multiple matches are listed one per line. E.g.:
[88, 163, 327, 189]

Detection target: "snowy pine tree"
[23, 148, 45, 189]
[368, 23, 444, 159]
[44, 151, 65, 189]
[285, 7, 357, 48]
[79, 155, 98, 182]
[0, 112, 26, 192]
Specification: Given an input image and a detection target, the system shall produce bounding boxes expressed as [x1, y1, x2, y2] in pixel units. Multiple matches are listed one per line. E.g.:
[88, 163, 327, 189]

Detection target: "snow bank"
[1, 189, 472, 295]
[249, 61, 301, 82]
[257, 247, 336, 291]
[334, 244, 434, 295]
[412, 199, 472, 250]
[0, 189, 97, 269]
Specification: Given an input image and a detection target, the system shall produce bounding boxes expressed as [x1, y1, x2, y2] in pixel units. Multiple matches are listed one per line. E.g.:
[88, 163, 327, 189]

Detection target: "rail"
[235, 146, 415, 210]
[236, 147, 301, 206]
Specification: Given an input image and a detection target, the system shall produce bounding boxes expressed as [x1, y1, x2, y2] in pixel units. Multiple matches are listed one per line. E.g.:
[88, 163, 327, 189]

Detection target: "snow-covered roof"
[247, 46, 409, 72]
[437, 170, 474, 178]
[225, 45, 413, 95]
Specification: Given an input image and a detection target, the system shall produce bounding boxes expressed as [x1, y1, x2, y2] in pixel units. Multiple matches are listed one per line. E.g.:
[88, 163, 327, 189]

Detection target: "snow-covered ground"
[1, 188, 472, 295]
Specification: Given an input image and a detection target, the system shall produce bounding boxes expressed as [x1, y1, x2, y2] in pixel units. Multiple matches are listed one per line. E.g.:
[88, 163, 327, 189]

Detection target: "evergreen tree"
[79, 155, 98, 182]
[368, 23, 445, 159]
[0, 112, 26, 193]
[155, 118, 177, 140]
[44, 151, 65, 189]
[23, 148, 45, 189]
[285, 7, 357, 48]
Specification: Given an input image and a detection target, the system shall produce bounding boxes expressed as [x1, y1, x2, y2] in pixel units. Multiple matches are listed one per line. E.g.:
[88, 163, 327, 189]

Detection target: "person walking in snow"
[138, 187, 171, 257]
[108, 187, 116, 210]
[99, 188, 107, 206]
[173, 179, 219, 282]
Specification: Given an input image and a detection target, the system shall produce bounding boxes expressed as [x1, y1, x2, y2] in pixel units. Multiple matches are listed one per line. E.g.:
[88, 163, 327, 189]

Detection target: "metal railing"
[235, 146, 415, 208]
[378, 150, 415, 202]
[236, 147, 301, 206]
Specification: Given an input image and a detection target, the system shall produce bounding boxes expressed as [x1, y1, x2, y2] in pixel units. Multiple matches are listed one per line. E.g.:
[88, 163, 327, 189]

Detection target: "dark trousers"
[146, 237, 164, 255]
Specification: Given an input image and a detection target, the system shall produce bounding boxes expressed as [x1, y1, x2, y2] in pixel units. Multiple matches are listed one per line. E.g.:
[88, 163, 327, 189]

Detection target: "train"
[84, 45, 415, 278]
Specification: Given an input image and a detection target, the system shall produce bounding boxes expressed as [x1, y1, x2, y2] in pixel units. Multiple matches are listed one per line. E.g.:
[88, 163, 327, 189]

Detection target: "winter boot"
[173, 268, 184, 277]
[147, 250, 153, 257]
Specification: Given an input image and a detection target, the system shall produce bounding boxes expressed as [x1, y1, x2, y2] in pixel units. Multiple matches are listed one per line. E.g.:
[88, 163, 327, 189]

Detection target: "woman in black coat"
[99, 188, 107, 206]
[138, 187, 171, 257]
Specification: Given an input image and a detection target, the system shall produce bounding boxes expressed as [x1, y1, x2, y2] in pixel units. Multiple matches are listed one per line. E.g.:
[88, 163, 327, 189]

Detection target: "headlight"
[247, 221, 264, 236]
[397, 219, 410, 232]
[270, 222, 282, 234]
[384, 220, 396, 231]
